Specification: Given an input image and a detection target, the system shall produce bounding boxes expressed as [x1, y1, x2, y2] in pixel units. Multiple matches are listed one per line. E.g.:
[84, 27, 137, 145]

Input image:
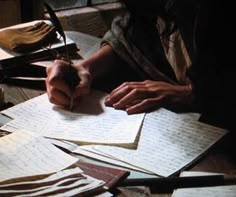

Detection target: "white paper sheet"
[0, 130, 78, 182]
[74, 147, 154, 174]
[76, 108, 227, 177]
[0, 90, 144, 145]
[172, 171, 236, 197]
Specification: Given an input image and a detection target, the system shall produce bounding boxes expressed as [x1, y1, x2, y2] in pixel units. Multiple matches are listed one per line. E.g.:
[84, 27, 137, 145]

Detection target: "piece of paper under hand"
[0, 90, 144, 146]
[0, 129, 78, 183]
[77, 108, 227, 177]
[172, 171, 236, 197]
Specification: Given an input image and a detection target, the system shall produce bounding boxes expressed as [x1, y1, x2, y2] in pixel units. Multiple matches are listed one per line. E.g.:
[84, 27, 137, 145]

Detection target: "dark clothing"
[102, 1, 236, 130]
[187, 1, 235, 130]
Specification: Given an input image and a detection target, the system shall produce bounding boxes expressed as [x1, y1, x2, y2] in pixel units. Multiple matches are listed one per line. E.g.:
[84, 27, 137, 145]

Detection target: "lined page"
[78, 108, 227, 176]
[172, 171, 236, 197]
[0, 130, 78, 182]
[0, 90, 144, 145]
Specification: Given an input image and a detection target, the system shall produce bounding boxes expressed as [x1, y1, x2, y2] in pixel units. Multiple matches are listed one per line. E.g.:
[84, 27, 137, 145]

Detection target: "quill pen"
[44, 2, 66, 47]
[44, 2, 80, 111]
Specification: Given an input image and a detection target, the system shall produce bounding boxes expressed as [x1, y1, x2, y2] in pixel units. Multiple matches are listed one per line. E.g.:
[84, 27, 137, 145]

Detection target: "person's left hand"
[104, 80, 193, 114]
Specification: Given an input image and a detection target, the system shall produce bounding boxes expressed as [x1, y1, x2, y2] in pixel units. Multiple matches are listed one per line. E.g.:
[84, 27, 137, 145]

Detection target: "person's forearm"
[82, 44, 120, 79]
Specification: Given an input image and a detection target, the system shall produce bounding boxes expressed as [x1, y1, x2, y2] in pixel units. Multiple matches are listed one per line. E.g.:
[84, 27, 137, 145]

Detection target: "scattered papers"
[0, 90, 144, 146]
[74, 108, 227, 177]
[0, 167, 105, 197]
[0, 129, 78, 183]
[172, 171, 236, 197]
[0, 88, 228, 179]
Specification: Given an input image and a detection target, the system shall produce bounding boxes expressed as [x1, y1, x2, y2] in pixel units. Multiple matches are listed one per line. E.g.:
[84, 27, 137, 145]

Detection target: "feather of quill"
[44, 2, 66, 46]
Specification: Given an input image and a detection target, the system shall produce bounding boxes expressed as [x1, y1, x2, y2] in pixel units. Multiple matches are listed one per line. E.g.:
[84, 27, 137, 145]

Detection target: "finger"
[126, 97, 163, 114]
[73, 85, 90, 99]
[47, 74, 72, 97]
[47, 59, 70, 75]
[46, 85, 70, 106]
[112, 88, 147, 109]
[108, 81, 145, 96]
[105, 83, 142, 106]
[47, 59, 73, 89]
[105, 87, 130, 106]
[77, 71, 91, 89]
[73, 71, 92, 97]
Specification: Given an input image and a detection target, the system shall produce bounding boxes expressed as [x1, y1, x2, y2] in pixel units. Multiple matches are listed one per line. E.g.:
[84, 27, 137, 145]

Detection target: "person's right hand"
[45, 59, 92, 107]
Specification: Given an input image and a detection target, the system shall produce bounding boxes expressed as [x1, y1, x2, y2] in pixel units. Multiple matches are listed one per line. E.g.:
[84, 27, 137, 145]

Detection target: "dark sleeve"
[101, 13, 150, 80]
[101, 12, 177, 83]
[188, 1, 236, 130]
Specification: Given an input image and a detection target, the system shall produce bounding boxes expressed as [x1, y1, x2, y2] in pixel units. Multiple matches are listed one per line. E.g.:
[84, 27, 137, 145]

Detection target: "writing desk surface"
[0, 31, 236, 197]
[1, 84, 235, 197]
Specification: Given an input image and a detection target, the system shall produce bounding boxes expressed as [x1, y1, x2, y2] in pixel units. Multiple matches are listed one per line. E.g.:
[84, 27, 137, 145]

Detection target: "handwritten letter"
[0, 90, 144, 145]
[78, 108, 227, 176]
[0, 130, 78, 182]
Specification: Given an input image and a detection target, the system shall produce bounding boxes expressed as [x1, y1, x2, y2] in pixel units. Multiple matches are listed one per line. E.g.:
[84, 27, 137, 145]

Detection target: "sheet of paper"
[94, 192, 113, 197]
[0, 167, 105, 197]
[50, 175, 104, 197]
[45, 139, 154, 174]
[0, 167, 83, 188]
[77, 108, 227, 177]
[172, 171, 236, 197]
[74, 147, 154, 174]
[13, 175, 104, 197]
[0, 129, 78, 182]
[0, 90, 144, 145]
[47, 138, 80, 152]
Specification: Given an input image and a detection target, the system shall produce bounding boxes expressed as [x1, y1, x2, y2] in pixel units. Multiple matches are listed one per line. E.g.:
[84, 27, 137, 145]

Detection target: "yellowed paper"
[0, 129, 78, 182]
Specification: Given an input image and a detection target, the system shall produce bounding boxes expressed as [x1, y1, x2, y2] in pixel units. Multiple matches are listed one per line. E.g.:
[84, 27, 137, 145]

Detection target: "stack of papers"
[74, 109, 227, 176]
[0, 129, 78, 182]
[0, 130, 111, 197]
[0, 167, 105, 197]
[0, 90, 228, 177]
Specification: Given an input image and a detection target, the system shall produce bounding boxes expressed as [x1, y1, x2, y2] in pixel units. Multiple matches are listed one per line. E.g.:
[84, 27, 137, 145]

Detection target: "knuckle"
[143, 99, 152, 105]
[123, 85, 130, 92]
[46, 66, 51, 74]
[83, 71, 91, 79]
[54, 59, 62, 65]
[49, 87, 58, 96]
[143, 80, 151, 84]
[143, 98, 158, 107]
[123, 82, 130, 87]
[47, 94, 55, 103]
[132, 88, 140, 96]
[47, 78, 56, 86]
